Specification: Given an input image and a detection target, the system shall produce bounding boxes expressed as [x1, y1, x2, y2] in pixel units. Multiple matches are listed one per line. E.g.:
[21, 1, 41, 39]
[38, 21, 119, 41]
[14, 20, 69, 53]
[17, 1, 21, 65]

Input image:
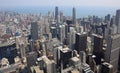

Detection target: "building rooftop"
[102, 62, 113, 68]
[92, 33, 103, 38]
[70, 57, 80, 63]
[31, 66, 44, 73]
[71, 69, 80, 73]
[111, 34, 120, 39]
[0, 62, 22, 73]
[60, 47, 70, 53]
[43, 56, 52, 65]
[0, 39, 15, 48]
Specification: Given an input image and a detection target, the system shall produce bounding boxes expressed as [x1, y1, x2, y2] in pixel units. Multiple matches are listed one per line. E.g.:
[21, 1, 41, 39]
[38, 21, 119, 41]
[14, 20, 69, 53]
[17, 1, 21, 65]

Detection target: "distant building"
[72, 7, 76, 25]
[55, 6, 59, 24]
[105, 14, 111, 23]
[6, 27, 12, 34]
[50, 26, 57, 38]
[60, 12, 64, 22]
[116, 9, 120, 34]
[110, 16, 116, 26]
[31, 22, 38, 40]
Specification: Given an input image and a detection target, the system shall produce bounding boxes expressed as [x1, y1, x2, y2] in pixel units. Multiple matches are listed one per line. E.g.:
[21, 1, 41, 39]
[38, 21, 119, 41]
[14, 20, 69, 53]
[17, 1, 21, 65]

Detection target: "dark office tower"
[0, 43, 17, 64]
[75, 32, 87, 53]
[105, 34, 120, 73]
[72, 7, 76, 25]
[105, 14, 111, 23]
[101, 62, 113, 73]
[93, 34, 103, 53]
[29, 39, 34, 52]
[31, 22, 38, 40]
[92, 34, 103, 65]
[26, 52, 37, 68]
[59, 47, 72, 69]
[55, 6, 58, 23]
[107, 14, 111, 21]
[116, 9, 120, 34]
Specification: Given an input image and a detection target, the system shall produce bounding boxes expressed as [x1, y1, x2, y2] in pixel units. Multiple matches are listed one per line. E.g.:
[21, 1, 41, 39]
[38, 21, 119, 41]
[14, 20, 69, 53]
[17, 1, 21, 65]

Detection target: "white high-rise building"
[58, 24, 65, 43]
[69, 27, 76, 50]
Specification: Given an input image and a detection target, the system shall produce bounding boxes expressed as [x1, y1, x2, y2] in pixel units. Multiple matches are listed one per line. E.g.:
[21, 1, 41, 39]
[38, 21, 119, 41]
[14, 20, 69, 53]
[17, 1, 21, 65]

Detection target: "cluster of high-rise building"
[0, 7, 120, 73]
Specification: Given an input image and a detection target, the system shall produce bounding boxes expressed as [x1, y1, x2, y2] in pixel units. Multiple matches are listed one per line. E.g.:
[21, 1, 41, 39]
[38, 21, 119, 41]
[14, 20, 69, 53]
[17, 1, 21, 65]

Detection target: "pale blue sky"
[0, 0, 120, 8]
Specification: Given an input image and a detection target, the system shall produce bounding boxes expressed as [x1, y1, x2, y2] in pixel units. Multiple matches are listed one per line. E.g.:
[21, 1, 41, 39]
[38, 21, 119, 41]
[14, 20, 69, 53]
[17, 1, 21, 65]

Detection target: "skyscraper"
[42, 57, 57, 73]
[105, 14, 111, 23]
[86, 54, 97, 73]
[92, 34, 103, 65]
[69, 27, 76, 50]
[105, 34, 120, 73]
[75, 32, 87, 53]
[50, 27, 57, 38]
[110, 16, 116, 26]
[72, 7, 76, 25]
[60, 12, 63, 22]
[58, 24, 65, 43]
[60, 47, 72, 69]
[26, 52, 37, 68]
[0, 42, 17, 64]
[93, 34, 103, 53]
[116, 9, 120, 34]
[55, 6, 59, 24]
[79, 51, 86, 63]
[31, 22, 38, 41]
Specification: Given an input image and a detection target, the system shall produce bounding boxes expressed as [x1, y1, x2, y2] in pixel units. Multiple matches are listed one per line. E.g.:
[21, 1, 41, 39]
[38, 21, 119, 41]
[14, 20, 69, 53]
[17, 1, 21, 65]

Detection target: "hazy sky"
[0, 0, 120, 8]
